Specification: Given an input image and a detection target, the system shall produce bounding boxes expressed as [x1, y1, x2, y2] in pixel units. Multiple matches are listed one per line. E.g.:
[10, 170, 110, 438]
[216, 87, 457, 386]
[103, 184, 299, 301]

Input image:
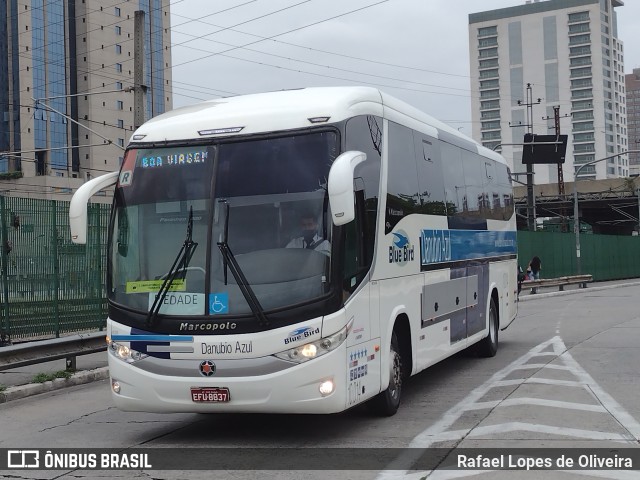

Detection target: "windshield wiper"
[217, 200, 269, 327]
[146, 206, 198, 326]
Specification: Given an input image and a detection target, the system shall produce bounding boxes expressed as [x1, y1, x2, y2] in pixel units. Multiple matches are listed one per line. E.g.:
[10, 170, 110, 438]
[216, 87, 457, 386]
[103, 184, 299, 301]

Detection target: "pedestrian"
[528, 255, 541, 293]
[517, 265, 525, 296]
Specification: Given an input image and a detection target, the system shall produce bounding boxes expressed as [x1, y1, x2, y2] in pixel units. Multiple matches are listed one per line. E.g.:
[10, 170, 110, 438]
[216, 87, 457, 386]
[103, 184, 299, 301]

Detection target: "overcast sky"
[169, 0, 640, 134]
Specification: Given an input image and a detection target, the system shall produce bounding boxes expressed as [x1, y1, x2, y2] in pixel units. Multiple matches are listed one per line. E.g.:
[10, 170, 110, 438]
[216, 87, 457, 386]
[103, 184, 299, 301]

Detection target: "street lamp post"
[573, 150, 640, 274]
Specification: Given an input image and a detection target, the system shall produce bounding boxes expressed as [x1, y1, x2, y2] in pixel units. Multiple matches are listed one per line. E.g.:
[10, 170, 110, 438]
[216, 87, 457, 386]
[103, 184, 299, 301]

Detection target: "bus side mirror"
[69, 171, 119, 244]
[327, 151, 366, 226]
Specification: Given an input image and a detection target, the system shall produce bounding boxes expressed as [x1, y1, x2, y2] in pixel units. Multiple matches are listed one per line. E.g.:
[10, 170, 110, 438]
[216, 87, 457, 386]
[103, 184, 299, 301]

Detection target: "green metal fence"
[2, 196, 639, 343]
[517, 230, 640, 281]
[0, 196, 110, 342]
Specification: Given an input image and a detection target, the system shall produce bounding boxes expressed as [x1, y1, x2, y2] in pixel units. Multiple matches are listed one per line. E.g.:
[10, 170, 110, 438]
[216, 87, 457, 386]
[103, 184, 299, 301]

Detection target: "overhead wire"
[9, 1, 624, 172]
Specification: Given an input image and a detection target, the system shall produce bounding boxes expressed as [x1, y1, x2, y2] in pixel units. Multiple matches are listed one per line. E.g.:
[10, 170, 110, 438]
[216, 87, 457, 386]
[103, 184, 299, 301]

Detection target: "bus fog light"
[319, 380, 334, 396]
[112, 380, 121, 394]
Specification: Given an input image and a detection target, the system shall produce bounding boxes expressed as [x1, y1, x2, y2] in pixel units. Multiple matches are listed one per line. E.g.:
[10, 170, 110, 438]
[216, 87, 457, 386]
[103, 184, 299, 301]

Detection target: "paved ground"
[0, 350, 107, 389]
[1, 277, 639, 402]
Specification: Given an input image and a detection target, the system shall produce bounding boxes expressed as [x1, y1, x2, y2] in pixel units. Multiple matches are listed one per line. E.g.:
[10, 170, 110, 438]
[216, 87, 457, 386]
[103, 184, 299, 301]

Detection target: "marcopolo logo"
[389, 231, 415, 265]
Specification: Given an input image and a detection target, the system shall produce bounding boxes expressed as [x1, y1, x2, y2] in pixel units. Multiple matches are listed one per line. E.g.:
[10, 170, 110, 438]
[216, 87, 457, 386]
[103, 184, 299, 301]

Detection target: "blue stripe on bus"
[420, 229, 517, 266]
[110, 335, 194, 342]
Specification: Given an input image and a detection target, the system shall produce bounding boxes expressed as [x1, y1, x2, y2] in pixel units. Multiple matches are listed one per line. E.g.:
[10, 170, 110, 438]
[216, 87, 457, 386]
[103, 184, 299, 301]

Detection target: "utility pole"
[134, 11, 147, 129]
[542, 105, 570, 195]
[517, 83, 542, 231]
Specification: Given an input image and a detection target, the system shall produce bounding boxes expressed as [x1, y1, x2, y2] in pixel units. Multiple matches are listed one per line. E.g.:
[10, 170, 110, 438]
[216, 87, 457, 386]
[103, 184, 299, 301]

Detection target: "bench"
[521, 274, 593, 293]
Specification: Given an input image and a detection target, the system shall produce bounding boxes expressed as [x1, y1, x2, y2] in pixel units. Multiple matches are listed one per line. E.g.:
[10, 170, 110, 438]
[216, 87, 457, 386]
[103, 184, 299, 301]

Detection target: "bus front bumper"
[107, 342, 348, 414]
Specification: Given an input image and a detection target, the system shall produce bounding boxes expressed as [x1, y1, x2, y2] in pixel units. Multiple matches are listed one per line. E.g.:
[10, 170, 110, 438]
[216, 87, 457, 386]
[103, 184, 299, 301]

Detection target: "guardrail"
[0, 331, 107, 372]
[522, 274, 593, 293]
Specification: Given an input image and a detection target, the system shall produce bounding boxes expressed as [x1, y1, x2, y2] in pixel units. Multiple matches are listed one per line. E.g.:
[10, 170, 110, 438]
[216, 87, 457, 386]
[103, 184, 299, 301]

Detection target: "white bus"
[70, 87, 518, 415]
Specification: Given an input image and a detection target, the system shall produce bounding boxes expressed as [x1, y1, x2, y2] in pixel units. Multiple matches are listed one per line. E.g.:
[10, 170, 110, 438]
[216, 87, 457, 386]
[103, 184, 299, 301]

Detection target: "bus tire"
[368, 331, 402, 416]
[477, 297, 498, 357]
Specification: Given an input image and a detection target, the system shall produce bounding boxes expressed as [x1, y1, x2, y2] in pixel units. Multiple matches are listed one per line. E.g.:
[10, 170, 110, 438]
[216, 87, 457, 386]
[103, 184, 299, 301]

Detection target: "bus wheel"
[368, 331, 402, 416]
[477, 297, 498, 357]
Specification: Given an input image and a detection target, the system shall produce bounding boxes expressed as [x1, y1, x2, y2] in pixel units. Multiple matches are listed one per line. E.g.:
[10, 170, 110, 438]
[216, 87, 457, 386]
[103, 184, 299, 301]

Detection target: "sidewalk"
[518, 277, 640, 301]
[0, 350, 109, 404]
[2, 278, 640, 403]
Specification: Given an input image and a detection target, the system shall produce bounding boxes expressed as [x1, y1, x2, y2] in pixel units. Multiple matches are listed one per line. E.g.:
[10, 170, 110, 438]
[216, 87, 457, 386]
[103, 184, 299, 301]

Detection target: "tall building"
[0, 0, 172, 199]
[469, 0, 629, 183]
[626, 68, 640, 176]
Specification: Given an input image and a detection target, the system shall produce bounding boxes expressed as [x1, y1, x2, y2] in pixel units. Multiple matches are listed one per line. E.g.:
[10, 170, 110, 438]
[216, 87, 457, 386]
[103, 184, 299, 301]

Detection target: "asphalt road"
[1, 283, 639, 480]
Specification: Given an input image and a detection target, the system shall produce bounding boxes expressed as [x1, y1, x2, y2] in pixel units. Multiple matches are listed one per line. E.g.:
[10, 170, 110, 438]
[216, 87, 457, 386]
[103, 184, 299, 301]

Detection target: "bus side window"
[344, 114, 382, 296]
[414, 133, 446, 216]
[343, 189, 367, 297]
[386, 122, 419, 233]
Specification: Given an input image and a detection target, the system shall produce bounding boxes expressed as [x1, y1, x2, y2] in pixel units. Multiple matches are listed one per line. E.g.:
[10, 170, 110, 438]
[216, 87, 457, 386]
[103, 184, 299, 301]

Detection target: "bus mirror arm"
[69, 171, 119, 244]
[327, 151, 366, 226]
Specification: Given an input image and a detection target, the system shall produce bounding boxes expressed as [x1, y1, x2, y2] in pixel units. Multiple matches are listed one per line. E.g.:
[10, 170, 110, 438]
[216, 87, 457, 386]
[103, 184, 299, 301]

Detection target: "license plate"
[190, 387, 231, 403]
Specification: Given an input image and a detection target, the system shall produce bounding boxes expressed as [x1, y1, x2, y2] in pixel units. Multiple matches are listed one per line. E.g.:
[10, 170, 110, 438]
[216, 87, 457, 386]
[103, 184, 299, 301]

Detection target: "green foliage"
[0, 171, 24, 180]
[0, 384, 6, 392]
[32, 370, 72, 383]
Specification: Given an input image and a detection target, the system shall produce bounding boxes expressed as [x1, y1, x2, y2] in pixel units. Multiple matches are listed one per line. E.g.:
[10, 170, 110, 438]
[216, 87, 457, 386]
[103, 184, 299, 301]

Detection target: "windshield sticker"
[126, 279, 186, 294]
[209, 293, 229, 315]
[139, 150, 208, 169]
[119, 170, 133, 187]
[148, 292, 205, 315]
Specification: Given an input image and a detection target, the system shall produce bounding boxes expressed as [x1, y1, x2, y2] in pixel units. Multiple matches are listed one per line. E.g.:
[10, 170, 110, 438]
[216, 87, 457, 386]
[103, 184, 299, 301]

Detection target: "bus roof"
[130, 86, 505, 165]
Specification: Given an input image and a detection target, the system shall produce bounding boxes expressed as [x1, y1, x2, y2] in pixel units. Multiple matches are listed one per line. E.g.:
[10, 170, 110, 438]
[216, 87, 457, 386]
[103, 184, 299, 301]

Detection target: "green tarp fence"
[517, 230, 640, 281]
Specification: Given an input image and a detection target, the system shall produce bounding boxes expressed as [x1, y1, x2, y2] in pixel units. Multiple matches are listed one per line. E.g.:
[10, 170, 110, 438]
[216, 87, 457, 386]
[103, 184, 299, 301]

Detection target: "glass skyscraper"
[0, 0, 172, 197]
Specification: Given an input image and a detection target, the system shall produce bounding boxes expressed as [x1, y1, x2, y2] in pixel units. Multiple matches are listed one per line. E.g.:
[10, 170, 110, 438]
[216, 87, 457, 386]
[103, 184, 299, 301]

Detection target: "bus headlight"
[274, 324, 349, 363]
[107, 338, 147, 363]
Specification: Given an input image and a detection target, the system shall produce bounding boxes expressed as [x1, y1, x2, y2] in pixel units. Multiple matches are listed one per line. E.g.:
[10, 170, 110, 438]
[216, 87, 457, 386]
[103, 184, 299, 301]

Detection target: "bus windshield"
[109, 131, 338, 317]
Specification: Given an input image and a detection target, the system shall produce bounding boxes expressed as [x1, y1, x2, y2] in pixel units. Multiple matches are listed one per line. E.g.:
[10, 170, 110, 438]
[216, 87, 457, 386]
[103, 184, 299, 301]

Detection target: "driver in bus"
[286, 211, 330, 256]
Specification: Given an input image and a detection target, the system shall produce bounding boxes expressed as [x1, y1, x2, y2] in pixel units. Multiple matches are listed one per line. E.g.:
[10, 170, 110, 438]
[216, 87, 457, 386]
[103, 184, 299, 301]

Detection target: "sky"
[168, 0, 640, 135]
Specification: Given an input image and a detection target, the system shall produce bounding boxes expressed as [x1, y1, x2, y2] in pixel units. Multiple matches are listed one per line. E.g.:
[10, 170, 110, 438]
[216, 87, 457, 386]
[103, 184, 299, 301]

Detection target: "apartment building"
[626, 68, 640, 175]
[0, 0, 172, 199]
[469, 0, 628, 183]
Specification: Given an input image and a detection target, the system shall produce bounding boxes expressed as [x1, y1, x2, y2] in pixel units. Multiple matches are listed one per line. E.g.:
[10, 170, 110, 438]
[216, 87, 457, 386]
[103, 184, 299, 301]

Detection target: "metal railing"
[0, 331, 107, 372]
[0, 196, 110, 343]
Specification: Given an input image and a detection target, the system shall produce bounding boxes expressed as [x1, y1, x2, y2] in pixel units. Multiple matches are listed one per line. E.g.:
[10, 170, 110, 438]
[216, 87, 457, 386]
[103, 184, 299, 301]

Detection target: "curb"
[518, 280, 640, 302]
[0, 367, 109, 404]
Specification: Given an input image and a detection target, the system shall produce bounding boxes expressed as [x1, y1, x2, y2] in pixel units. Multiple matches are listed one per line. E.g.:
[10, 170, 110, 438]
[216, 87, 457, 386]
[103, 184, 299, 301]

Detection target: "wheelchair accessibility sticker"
[209, 293, 229, 315]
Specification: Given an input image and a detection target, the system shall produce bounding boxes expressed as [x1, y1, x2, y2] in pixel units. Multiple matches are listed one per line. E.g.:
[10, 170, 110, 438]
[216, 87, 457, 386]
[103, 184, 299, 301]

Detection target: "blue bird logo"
[392, 232, 409, 248]
[289, 327, 311, 337]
